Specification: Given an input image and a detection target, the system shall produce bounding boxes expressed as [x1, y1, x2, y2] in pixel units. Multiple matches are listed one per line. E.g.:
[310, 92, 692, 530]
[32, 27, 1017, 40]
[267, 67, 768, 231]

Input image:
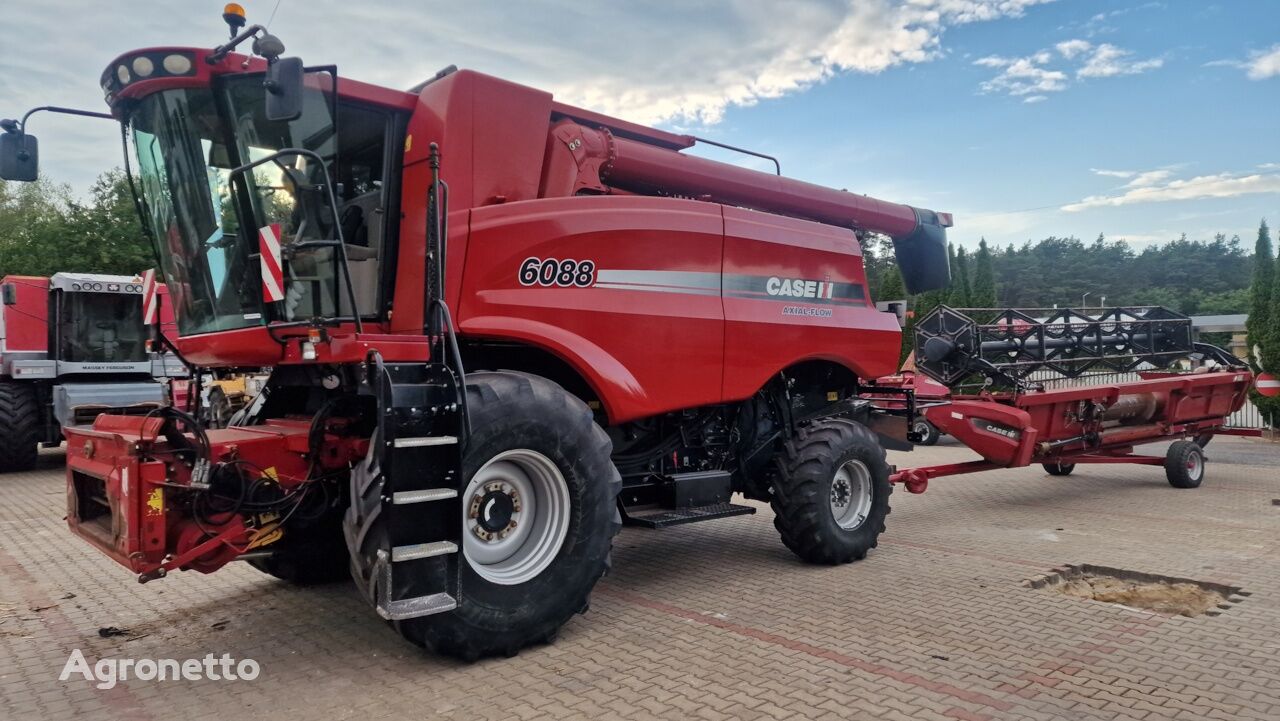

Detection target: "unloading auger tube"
[912, 305, 1238, 387]
[550, 120, 953, 294]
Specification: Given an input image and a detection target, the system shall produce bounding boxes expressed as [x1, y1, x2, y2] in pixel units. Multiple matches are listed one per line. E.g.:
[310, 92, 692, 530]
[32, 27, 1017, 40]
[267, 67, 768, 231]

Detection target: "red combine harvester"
[896, 306, 1252, 493]
[1, 10, 952, 658]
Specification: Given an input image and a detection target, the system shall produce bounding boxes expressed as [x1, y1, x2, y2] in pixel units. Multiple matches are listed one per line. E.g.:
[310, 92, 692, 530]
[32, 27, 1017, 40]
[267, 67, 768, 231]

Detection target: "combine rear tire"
[913, 418, 941, 446]
[771, 418, 892, 565]
[350, 372, 621, 660]
[0, 383, 39, 472]
[1165, 440, 1205, 489]
[1043, 462, 1075, 476]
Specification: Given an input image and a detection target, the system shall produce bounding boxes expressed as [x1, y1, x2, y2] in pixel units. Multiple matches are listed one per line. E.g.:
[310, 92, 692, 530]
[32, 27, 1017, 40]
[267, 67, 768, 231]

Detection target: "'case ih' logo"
[974, 419, 1020, 440]
[766, 277, 835, 300]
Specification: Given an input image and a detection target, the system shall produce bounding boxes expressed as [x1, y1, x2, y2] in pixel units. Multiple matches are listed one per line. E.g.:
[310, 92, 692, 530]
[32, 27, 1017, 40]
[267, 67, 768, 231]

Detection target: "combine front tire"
[0, 383, 39, 472]
[1164, 440, 1205, 489]
[770, 418, 892, 565]
[1042, 462, 1075, 476]
[353, 372, 621, 660]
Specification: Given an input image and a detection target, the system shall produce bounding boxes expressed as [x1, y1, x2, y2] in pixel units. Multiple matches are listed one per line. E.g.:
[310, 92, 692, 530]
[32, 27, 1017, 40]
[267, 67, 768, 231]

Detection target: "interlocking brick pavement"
[1, 436, 1277, 720]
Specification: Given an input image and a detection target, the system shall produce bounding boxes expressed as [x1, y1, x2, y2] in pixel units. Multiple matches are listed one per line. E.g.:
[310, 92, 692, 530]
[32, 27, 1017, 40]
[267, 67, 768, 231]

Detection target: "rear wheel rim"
[463, 449, 570, 585]
[829, 459, 873, 530]
[1186, 451, 1203, 480]
[913, 421, 931, 437]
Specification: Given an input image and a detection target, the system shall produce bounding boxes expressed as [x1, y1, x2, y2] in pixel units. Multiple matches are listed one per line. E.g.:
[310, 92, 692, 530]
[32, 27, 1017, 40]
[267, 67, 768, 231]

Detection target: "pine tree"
[972, 237, 998, 307]
[878, 265, 905, 301]
[951, 246, 973, 307]
[942, 243, 958, 306]
[1247, 219, 1273, 369]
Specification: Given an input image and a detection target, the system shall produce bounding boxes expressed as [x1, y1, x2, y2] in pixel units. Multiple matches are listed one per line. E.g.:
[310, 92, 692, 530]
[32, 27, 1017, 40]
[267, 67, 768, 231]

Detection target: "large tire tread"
[770, 418, 892, 565]
[0, 383, 39, 472]
[346, 371, 621, 661]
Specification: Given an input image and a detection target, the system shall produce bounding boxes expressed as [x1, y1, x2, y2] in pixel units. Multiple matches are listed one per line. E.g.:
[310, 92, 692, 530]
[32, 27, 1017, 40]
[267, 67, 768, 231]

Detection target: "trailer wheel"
[0, 383, 39, 472]
[1165, 440, 1205, 489]
[913, 418, 941, 446]
[1042, 462, 1075, 476]
[352, 372, 621, 660]
[770, 418, 891, 565]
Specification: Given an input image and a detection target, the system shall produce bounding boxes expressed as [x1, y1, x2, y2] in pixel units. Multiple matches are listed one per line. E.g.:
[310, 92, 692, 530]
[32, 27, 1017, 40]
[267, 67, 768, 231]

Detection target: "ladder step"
[392, 488, 458, 505]
[625, 503, 756, 529]
[376, 592, 458, 621]
[393, 435, 458, 448]
[391, 541, 458, 562]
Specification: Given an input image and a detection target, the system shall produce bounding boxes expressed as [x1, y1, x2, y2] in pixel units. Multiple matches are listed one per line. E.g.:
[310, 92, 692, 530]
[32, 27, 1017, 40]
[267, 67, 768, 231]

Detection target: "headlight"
[132, 56, 155, 78]
[72, 283, 82, 291]
[92, 283, 103, 291]
[163, 54, 193, 75]
[116, 65, 131, 84]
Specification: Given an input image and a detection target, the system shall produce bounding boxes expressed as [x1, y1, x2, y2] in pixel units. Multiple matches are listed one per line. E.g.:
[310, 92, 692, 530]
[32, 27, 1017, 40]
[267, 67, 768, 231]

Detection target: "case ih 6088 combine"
[0, 10, 1250, 659]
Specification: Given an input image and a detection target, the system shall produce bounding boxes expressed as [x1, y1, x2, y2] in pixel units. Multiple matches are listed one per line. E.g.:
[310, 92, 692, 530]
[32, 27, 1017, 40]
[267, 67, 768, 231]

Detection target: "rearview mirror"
[0, 132, 38, 181]
[2, 283, 16, 305]
[265, 57, 305, 122]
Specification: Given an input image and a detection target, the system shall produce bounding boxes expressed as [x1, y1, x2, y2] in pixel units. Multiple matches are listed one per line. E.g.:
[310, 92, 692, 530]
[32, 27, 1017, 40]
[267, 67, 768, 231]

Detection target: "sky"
[2, 0, 1278, 250]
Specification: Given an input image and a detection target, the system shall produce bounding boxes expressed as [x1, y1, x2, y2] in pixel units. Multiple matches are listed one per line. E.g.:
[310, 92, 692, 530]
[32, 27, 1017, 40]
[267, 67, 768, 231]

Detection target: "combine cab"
[0, 272, 185, 470]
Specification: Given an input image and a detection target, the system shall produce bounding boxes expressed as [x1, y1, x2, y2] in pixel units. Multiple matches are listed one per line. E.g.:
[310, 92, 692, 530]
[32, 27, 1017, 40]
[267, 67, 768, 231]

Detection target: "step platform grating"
[625, 503, 756, 529]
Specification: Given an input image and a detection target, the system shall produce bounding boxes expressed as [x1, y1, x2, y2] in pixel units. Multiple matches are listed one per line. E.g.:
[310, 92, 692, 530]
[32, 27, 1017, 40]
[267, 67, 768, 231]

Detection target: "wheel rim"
[913, 421, 930, 437]
[1186, 451, 1203, 480]
[829, 459, 874, 530]
[462, 449, 570, 585]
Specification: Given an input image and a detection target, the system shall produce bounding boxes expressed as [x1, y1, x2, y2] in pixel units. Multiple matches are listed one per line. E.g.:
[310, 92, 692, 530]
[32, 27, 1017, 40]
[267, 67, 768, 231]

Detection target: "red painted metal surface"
[64, 414, 370, 577]
[893, 369, 1253, 491]
[0, 275, 49, 353]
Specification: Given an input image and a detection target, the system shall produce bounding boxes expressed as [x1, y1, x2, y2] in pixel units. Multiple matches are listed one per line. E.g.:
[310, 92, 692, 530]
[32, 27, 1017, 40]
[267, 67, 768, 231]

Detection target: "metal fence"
[1023, 369, 1265, 430]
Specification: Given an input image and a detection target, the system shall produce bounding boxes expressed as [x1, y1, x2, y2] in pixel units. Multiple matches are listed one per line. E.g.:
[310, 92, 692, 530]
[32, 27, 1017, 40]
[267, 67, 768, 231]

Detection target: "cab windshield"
[127, 71, 342, 336]
[59, 292, 147, 363]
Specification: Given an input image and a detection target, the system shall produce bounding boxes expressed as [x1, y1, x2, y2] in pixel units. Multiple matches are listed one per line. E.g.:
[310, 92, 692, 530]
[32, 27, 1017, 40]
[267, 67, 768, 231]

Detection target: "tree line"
[0, 173, 151, 277]
[865, 231, 1253, 316]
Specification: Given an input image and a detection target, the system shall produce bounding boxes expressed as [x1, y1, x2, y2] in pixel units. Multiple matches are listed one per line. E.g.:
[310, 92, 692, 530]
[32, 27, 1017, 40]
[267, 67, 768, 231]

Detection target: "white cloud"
[976, 39, 1161, 101]
[1076, 43, 1163, 78]
[1055, 39, 1092, 59]
[1063, 171, 1280, 212]
[1091, 168, 1138, 179]
[975, 54, 1069, 97]
[0, 0, 1057, 192]
[1124, 169, 1174, 187]
[1244, 44, 1280, 80]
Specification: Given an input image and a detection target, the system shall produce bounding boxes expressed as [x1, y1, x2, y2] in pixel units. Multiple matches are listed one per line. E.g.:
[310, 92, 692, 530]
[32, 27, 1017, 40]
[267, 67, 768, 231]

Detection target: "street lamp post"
[1082, 292, 1091, 308]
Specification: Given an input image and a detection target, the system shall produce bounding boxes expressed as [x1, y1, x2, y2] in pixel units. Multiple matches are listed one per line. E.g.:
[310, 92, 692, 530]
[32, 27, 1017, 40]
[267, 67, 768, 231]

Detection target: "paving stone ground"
[1, 435, 1277, 720]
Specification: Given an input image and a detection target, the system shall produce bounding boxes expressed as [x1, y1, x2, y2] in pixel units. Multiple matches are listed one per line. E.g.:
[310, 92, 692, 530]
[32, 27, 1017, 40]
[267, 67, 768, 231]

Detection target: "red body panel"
[721, 207, 899, 399]
[0, 275, 49, 354]
[459, 196, 726, 422]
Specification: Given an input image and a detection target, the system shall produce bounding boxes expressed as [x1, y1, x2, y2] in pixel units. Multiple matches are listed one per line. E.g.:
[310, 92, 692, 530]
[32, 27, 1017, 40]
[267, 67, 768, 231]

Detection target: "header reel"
[914, 306, 1204, 388]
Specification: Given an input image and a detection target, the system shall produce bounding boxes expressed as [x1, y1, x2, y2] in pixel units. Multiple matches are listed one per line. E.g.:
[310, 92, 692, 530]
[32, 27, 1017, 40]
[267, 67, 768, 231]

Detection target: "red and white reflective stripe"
[259, 223, 284, 302]
[1257, 373, 1279, 398]
[141, 268, 159, 325]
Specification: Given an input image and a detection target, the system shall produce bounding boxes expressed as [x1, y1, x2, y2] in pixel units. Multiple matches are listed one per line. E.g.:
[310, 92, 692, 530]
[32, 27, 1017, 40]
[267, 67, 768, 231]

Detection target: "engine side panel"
[458, 196, 726, 423]
[722, 207, 901, 399]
